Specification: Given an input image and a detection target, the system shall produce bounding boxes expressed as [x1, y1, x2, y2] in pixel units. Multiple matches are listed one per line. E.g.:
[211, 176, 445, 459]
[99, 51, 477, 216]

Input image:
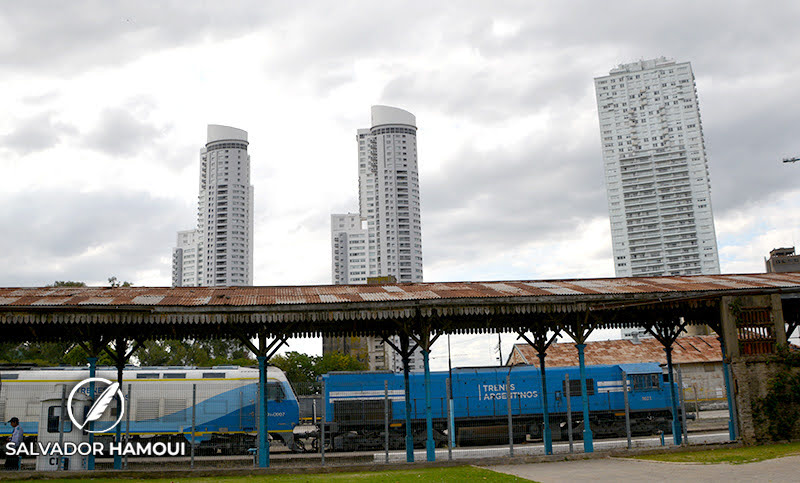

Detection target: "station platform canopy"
[0, 272, 799, 343]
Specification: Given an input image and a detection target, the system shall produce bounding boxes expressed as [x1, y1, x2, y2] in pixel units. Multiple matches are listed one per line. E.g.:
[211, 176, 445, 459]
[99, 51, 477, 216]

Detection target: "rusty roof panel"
[77, 297, 114, 305]
[132, 295, 165, 305]
[0, 273, 798, 309]
[522, 282, 584, 296]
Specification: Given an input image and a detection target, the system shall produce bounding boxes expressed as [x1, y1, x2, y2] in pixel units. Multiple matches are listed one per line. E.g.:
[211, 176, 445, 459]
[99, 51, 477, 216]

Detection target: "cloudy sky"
[2, 2, 799, 368]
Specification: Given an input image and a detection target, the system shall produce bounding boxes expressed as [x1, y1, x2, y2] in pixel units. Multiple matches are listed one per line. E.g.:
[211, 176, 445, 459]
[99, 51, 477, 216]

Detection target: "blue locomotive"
[322, 363, 676, 450]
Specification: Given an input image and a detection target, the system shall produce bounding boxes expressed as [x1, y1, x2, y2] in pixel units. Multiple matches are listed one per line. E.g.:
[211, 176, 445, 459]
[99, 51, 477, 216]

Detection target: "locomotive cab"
[35, 388, 91, 471]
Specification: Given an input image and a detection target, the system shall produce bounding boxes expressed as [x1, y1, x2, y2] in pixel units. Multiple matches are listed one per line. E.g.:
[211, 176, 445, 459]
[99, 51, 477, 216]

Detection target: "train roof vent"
[212, 365, 238, 369]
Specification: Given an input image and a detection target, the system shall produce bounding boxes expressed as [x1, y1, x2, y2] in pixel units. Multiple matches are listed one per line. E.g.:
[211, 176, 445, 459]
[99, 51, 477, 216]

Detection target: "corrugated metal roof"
[0, 272, 798, 309]
[510, 335, 722, 366]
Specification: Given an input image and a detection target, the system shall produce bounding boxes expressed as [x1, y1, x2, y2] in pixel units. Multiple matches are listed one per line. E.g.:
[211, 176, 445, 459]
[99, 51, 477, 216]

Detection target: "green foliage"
[0, 342, 114, 367]
[316, 351, 369, 374]
[752, 344, 800, 441]
[136, 339, 253, 367]
[635, 441, 800, 464]
[21, 465, 525, 483]
[270, 351, 317, 383]
[771, 344, 800, 367]
[51, 281, 87, 287]
[270, 351, 368, 383]
[107, 276, 132, 287]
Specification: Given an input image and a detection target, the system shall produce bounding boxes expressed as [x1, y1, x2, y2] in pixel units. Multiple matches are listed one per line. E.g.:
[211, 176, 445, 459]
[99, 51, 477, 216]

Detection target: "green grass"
[634, 441, 800, 465]
[9, 466, 526, 482]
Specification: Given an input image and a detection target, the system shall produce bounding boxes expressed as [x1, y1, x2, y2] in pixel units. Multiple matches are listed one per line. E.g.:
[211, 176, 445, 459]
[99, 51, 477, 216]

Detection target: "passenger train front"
[0, 366, 299, 453]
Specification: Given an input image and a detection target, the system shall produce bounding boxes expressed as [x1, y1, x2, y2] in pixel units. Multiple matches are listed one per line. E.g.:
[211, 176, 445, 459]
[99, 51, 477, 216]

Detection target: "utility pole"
[497, 333, 503, 365]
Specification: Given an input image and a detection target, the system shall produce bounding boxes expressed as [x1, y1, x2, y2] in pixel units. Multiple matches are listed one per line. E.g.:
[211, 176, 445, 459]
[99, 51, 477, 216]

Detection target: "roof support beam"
[516, 318, 560, 455]
[232, 324, 295, 469]
[645, 318, 688, 446]
[560, 310, 600, 453]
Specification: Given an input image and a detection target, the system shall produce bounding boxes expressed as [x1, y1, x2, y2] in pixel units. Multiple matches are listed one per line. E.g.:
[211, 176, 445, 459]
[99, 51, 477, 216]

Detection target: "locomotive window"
[267, 383, 285, 401]
[136, 373, 159, 379]
[562, 378, 595, 396]
[0, 374, 18, 380]
[631, 374, 660, 391]
[163, 373, 186, 379]
[47, 406, 72, 433]
[203, 372, 226, 379]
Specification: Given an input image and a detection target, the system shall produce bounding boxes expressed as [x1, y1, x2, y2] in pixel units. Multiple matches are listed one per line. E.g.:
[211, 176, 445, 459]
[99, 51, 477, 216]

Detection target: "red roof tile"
[510, 335, 722, 366]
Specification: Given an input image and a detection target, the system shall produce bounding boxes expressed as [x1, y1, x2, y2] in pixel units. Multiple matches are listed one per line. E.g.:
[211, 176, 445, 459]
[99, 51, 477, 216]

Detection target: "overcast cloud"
[2, 1, 799, 365]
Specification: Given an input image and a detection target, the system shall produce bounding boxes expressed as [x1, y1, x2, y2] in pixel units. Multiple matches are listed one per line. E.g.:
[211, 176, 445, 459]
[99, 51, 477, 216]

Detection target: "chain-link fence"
[0, 363, 734, 473]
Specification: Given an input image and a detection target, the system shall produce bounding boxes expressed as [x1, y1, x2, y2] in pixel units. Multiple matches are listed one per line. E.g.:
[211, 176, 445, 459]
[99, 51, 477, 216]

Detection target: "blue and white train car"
[322, 363, 675, 449]
[0, 366, 299, 453]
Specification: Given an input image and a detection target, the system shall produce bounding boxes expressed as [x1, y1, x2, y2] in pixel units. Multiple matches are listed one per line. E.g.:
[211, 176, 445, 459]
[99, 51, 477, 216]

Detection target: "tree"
[315, 351, 369, 374]
[107, 276, 132, 288]
[135, 339, 254, 367]
[52, 281, 86, 287]
[269, 351, 368, 383]
[270, 352, 317, 383]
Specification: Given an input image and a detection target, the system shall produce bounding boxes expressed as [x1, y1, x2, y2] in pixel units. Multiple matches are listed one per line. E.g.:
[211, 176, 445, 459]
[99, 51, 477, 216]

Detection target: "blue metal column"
[400, 336, 414, 462]
[257, 356, 269, 467]
[538, 353, 552, 455]
[664, 346, 681, 445]
[87, 357, 97, 471]
[423, 347, 435, 461]
[114, 363, 123, 470]
[575, 343, 593, 452]
[719, 337, 738, 440]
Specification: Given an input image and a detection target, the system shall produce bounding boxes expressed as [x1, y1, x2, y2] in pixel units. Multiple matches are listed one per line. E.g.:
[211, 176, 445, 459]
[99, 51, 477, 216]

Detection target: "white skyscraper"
[359, 105, 424, 283]
[595, 58, 721, 278]
[327, 106, 424, 371]
[172, 125, 254, 287]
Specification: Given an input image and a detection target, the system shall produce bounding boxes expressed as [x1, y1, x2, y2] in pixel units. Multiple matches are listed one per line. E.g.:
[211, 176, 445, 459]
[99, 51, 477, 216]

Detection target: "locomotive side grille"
[164, 398, 187, 422]
[333, 399, 390, 424]
[137, 399, 160, 420]
[563, 378, 595, 396]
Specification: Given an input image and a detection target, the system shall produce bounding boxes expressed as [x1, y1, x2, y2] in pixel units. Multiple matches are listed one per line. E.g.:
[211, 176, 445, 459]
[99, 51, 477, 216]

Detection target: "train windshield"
[267, 382, 286, 401]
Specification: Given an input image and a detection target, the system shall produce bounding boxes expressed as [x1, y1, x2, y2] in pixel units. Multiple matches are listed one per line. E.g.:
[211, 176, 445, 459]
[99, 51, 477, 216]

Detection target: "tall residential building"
[358, 106, 424, 283]
[172, 125, 254, 287]
[595, 57, 721, 278]
[326, 106, 424, 371]
[172, 229, 199, 286]
[331, 213, 369, 284]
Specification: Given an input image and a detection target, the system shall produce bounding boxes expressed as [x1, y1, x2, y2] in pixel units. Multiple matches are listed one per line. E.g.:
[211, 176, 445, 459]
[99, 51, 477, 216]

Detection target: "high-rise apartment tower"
[172, 125, 254, 287]
[595, 58, 720, 277]
[358, 106, 423, 282]
[328, 106, 424, 371]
